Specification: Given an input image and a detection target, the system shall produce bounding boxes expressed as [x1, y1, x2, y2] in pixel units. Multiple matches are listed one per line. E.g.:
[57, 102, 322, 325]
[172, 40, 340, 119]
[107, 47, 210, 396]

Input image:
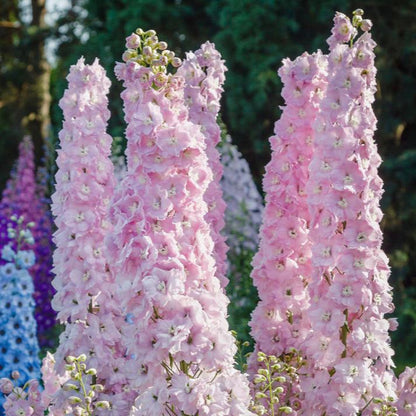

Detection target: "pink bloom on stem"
[107, 33, 253, 415]
[177, 41, 229, 286]
[48, 57, 122, 412]
[248, 50, 327, 413]
[303, 12, 397, 415]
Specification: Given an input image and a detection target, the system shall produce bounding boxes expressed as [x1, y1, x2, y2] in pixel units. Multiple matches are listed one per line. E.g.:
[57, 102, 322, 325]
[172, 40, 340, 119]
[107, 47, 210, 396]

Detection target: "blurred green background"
[1, 0, 415, 372]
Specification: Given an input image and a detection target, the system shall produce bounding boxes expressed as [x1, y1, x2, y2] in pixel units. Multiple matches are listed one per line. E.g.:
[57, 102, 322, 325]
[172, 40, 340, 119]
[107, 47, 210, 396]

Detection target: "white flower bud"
[68, 396, 82, 404]
[62, 383, 79, 391]
[95, 400, 111, 409]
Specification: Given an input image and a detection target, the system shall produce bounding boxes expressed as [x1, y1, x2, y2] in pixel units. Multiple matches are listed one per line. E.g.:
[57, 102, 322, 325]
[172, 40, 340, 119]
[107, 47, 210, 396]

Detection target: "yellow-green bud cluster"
[63, 354, 110, 416]
[352, 8, 372, 32]
[122, 28, 182, 72]
[250, 350, 306, 416]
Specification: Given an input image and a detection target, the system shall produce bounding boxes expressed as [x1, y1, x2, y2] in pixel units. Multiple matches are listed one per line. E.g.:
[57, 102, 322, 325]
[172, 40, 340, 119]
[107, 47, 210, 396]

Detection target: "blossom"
[177, 41, 229, 285]
[108, 30, 253, 414]
[0, 137, 56, 348]
[0, 228, 40, 413]
[47, 57, 122, 413]
[248, 51, 327, 411]
[303, 12, 397, 415]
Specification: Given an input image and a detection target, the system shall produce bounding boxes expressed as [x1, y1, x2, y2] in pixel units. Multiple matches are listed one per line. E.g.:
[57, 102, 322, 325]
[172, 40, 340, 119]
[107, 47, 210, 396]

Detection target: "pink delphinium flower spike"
[51, 56, 115, 323]
[303, 12, 397, 415]
[48, 57, 121, 412]
[107, 31, 254, 415]
[247, 50, 327, 413]
[177, 41, 229, 286]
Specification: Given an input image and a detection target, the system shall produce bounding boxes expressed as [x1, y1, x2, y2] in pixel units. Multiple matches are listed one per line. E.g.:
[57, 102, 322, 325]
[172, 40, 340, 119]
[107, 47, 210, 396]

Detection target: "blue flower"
[15, 250, 35, 269]
[1, 244, 15, 262]
[0, 254, 40, 386]
[0, 262, 18, 278]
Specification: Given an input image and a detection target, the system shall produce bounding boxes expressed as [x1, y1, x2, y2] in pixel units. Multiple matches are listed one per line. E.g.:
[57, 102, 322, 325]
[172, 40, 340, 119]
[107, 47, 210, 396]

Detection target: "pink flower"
[304, 12, 397, 414]
[107, 33, 253, 414]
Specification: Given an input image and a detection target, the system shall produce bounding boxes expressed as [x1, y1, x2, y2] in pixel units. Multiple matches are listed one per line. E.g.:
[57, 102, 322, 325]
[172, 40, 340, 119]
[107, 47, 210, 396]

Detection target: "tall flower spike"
[0, 137, 56, 348]
[247, 50, 327, 414]
[303, 12, 397, 415]
[0, 218, 40, 414]
[107, 30, 254, 415]
[0, 137, 37, 251]
[48, 57, 120, 411]
[177, 41, 229, 286]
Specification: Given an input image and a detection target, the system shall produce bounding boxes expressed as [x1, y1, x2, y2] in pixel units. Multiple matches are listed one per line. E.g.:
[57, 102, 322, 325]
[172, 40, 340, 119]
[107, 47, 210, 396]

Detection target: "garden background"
[0, 0, 415, 373]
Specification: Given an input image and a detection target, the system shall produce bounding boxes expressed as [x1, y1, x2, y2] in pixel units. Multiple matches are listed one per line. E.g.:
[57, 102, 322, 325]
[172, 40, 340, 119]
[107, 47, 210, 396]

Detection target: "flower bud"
[62, 383, 79, 391]
[77, 354, 87, 362]
[65, 355, 76, 364]
[122, 49, 138, 62]
[73, 407, 84, 416]
[95, 400, 111, 409]
[11, 371, 20, 380]
[0, 378, 13, 394]
[126, 33, 141, 49]
[171, 57, 182, 68]
[353, 8, 364, 16]
[352, 14, 362, 27]
[68, 395, 82, 404]
[92, 383, 105, 392]
[279, 406, 293, 414]
[361, 19, 373, 32]
[254, 375, 266, 384]
[85, 368, 97, 376]
[143, 46, 153, 57]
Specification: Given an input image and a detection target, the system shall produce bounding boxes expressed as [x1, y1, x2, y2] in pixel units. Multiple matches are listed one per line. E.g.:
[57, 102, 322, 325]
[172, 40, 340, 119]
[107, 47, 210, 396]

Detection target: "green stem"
[266, 359, 275, 416]
[76, 360, 92, 415]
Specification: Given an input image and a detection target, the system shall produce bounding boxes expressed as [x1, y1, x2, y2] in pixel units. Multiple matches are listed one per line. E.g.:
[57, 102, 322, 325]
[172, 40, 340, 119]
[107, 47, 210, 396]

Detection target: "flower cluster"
[0, 217, 40, 413]
[0, 373, 43, 416]
[248, 50, 327, 392]
[177, 41, 229, 285]
[0, 136, 56, 348]
[48, 57, 120, 412]
[250, 351, 304, 416]
[59, 354, 110, 415]
[303, 10, 397, 415]
[108, 29, 253, 415]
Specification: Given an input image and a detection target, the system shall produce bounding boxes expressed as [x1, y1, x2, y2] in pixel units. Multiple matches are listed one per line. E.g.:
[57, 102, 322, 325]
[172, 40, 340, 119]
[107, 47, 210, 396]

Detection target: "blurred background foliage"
[0, 0, 415, 372]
